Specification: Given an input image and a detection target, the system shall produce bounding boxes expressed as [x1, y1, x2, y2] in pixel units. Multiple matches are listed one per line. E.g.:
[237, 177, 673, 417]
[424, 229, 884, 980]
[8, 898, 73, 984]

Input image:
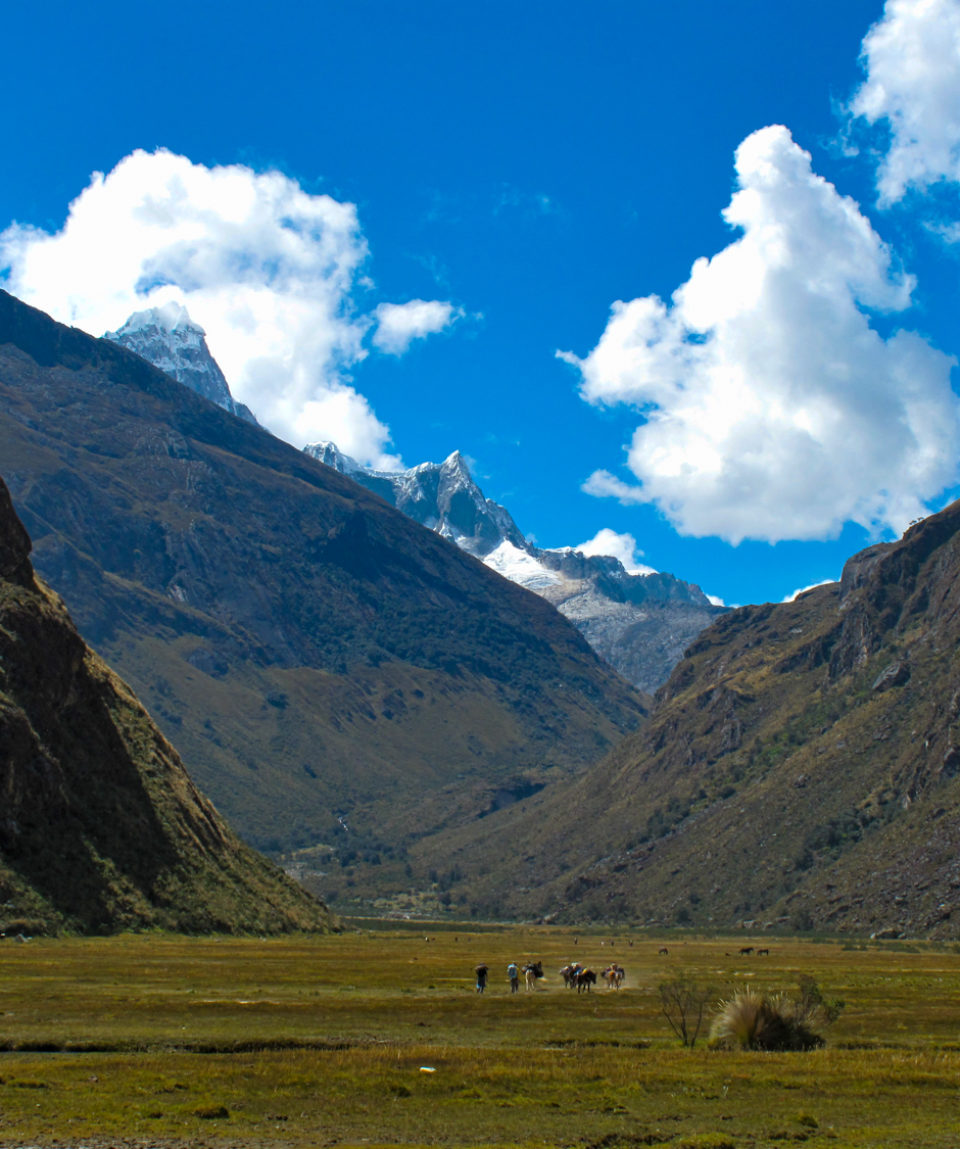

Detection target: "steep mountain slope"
[0, 474, 332, 936]
[305, 441, 723, 691]
[439, 501, 960, 937]
[0, 290, 645, 912]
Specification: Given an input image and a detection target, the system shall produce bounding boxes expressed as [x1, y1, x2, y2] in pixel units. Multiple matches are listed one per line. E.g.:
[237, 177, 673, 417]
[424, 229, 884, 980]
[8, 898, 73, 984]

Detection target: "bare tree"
[658, 972, 713, 1048]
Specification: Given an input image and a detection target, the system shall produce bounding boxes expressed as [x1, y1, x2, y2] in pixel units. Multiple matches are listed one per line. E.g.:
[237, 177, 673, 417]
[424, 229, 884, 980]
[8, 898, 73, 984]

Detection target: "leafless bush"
[658, 972, 713, 1048]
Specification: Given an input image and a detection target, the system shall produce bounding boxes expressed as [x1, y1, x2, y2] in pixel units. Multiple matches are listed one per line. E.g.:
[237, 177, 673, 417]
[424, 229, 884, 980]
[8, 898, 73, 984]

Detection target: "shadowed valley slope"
[0, 475, 332, 935]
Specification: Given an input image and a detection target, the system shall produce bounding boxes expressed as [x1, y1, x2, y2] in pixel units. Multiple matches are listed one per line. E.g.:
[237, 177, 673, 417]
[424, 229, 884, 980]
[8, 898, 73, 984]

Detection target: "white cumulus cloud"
[372, 299, 463, 355]
[560, 125, 960, 544]
[573, 528, 657, 575]
[0, 150, 456, 468]
[851, 0, 960, 204]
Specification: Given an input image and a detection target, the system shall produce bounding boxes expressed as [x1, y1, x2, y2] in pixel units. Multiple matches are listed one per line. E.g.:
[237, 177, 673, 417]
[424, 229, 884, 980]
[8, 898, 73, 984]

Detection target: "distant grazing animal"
[658, 946, 669, 955]
[739, 946, 754, 955]
[601, 964, 624, 990]
[757, 948, 770, 956]
[523, 961, 544, 990]
[575, 968, 597, 993]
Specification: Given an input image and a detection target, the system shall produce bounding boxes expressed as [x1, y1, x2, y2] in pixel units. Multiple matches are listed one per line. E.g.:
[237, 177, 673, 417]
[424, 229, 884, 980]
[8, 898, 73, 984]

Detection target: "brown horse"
[574, 968, 597, 993]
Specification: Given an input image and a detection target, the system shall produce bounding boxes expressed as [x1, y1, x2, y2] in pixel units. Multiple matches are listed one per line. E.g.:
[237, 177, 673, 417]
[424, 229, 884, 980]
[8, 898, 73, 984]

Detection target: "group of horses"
[559, 961, 625, 992]
[507, 961, 625, 994]
[476, 959, 626, 994]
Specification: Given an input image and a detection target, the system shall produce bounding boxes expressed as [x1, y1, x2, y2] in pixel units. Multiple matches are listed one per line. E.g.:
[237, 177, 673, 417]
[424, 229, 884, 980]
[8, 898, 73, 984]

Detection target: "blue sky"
[4, 0, 960, 606]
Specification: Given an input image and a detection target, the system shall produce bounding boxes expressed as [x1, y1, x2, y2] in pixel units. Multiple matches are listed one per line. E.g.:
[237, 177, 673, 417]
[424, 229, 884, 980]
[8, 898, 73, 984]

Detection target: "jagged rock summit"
[307, 440, 725, 691]
[304, 441, 528, 557]
[105, 302, 259, 425]
[0, 474, 333, 936]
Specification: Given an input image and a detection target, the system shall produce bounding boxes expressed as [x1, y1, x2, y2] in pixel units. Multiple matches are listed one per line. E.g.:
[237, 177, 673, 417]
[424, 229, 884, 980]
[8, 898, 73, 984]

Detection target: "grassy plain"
[1, 925, 959, 1148]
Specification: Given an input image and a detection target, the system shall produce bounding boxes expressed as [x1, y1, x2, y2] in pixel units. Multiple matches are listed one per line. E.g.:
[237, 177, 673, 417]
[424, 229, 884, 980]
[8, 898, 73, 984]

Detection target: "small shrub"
[709, 991, 822, 1051]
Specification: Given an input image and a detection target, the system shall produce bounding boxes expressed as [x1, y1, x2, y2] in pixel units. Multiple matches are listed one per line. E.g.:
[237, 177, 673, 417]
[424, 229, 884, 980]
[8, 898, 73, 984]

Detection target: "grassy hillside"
[0, 290, 646, 913]
[435, 502, 960, 936]
[0, 476, 333, 935]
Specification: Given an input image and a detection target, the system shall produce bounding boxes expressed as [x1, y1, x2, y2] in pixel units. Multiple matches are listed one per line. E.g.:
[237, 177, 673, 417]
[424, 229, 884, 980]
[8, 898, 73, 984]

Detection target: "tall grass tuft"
[709, 989, 825, 1051]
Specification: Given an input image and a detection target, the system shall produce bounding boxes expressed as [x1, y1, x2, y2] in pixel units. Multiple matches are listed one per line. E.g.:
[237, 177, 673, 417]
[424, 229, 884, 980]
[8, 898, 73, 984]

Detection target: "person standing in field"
[507, 961, 519, 993]
[475, 963, 488, 993]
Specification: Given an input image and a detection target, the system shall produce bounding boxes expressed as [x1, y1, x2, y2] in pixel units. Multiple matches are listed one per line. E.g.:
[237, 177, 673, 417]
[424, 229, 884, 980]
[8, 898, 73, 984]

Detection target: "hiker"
[507, 961, 519, 993]
[475, 963, 488, 993]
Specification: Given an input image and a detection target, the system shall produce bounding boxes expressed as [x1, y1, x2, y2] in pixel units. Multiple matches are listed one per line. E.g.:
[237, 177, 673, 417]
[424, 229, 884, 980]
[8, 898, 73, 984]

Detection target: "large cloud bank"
[852, 0, 960, 204]
[561, 125, 959, 544]
[0, 150, 456, 467]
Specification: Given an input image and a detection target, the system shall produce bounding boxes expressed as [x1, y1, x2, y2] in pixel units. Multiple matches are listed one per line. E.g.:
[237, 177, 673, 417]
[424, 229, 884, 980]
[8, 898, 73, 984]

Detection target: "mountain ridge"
[97, 308, 723, 694]
[305, 439, 725, 691]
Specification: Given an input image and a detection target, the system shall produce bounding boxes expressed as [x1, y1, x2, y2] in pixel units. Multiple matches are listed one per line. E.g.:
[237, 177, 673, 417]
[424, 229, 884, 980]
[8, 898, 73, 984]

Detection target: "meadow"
[0, 923, 959, 1148]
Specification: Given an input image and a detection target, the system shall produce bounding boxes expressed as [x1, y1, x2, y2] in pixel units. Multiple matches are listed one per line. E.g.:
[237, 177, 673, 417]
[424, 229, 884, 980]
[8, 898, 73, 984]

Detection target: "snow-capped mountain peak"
[304, 440, 528, 556]
[105, 305, 259, 426]
[306, 439, 725, 690]
[306, 440, 365, 475]
[114, 301, 200, 336]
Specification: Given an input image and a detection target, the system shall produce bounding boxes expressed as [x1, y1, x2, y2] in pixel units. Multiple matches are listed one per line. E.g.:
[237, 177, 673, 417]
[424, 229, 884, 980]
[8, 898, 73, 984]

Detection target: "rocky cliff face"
[0, 475, 333, 935]
[0, 289, 645, 914]
[437, 499, 960, 937]
[307, 441, 724, 691]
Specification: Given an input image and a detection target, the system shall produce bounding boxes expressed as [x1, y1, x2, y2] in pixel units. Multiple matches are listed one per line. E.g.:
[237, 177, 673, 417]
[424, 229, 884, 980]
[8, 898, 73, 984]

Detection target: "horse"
[574, 967, 597, 993]
[559, 962, 582, 988]
[523, 960, 544, 990]
[601, 964, 624, 990]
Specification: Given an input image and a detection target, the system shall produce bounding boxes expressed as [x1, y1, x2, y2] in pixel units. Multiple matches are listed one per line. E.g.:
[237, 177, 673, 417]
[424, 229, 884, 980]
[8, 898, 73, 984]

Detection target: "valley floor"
[0, 925, 958, 1148]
